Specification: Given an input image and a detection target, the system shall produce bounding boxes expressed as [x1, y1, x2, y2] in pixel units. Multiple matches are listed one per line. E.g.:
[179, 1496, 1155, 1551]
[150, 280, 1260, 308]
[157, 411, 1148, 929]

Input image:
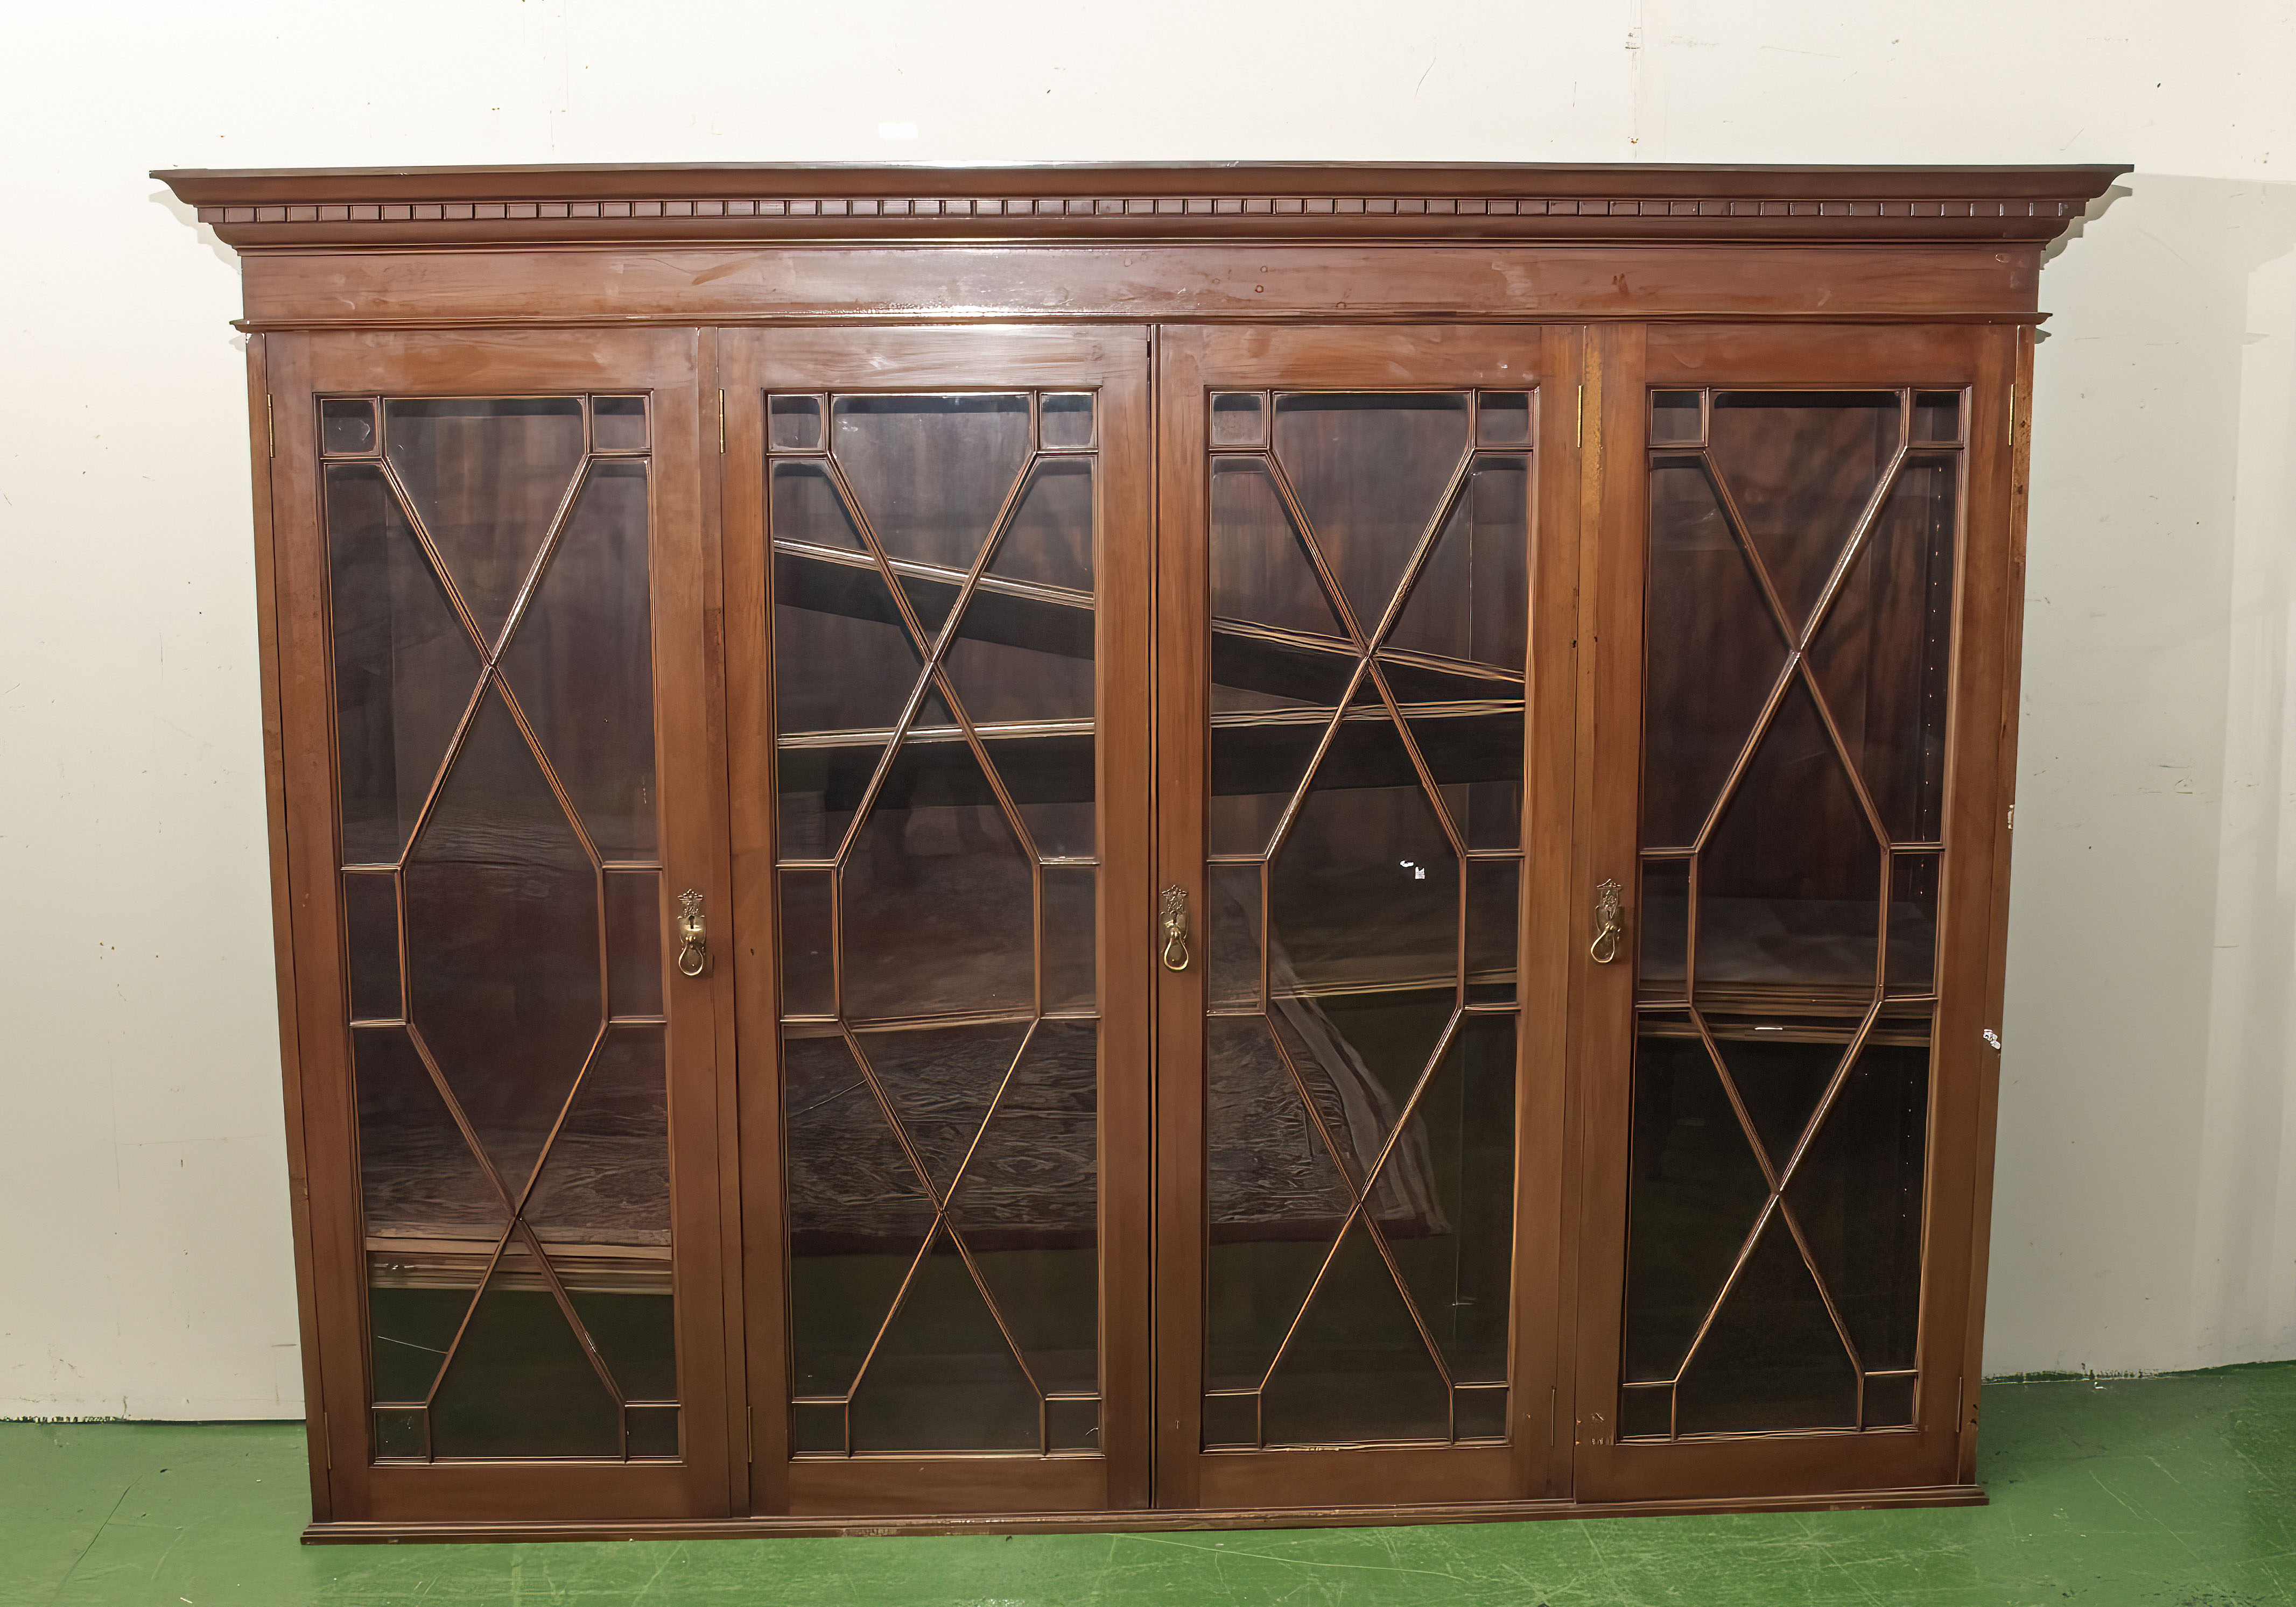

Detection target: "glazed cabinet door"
[719, 328, 1154, 1515]
[1574, 325, 2019, 1503]
[1153, 326, 1581, 1510]
[265, 331, 733, 1523]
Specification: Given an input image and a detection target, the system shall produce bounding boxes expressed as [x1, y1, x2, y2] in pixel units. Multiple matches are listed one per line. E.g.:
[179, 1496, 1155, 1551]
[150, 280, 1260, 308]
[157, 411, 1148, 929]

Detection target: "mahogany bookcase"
[156, 161, 2124, 1541]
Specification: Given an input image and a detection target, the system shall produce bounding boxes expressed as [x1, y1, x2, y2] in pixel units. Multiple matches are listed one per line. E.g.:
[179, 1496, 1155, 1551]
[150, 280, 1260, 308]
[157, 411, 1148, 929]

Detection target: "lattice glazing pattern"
[770, 391, 1103, 1457]
[322, 393, 676, 1463]
[1202, 390, 1532, 1450]
[1623, 388, 1962, 1440]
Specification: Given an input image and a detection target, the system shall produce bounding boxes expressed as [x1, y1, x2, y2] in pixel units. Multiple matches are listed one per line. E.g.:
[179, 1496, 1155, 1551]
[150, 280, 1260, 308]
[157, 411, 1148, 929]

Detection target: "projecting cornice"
[154, 162, 2128, 250]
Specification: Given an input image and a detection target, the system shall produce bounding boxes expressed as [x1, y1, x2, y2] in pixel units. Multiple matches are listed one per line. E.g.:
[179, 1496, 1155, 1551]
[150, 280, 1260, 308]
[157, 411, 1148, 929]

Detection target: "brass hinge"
[2007, 804, 2016, 830]
[266, 394, 275, 459]
[2007, 382, 2017, 446]
[717, 389, 726, 455]
[1575, 384, 1584, 447]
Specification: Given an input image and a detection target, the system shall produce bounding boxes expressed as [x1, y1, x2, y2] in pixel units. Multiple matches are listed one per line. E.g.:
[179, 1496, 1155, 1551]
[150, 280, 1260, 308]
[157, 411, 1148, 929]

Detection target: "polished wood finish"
[158, 162, 2116, 1540]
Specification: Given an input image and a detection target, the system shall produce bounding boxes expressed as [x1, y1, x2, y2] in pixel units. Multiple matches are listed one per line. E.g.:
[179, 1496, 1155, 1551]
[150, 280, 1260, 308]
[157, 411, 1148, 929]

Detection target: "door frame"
[717, 325, 1157, 1516]
[1568, 322, 2020, 1503]
[1150, 323, 1585, 1510]
[265, 327, 735, 1523]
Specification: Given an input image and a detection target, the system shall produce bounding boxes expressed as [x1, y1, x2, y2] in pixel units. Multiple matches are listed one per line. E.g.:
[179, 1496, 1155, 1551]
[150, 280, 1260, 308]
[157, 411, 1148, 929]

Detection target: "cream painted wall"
[2, 0, 2290, 1418]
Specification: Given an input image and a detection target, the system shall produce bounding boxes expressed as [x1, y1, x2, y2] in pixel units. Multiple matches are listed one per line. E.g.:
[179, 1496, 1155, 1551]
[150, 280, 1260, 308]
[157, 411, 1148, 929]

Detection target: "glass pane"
[784, 1031, 937, 1398]
[322, 397, 376, 456]
[1650, 390, 1702, 446]
[355, 1025, 504, 1244]
[592, 395, 648, 453]
[342, 871, 401, 1021]
[384, 397, 587, 647]
[1620, 1384, 1673, 1440]
[1706, 392, 1901, 631]
[1477, 392, 1530, 447]
[1203, 1393, 1259, 1448]
[1268, 709, 1459, 998]
[1043, 866, 1097, 1012]
[791, 1400, 845, 1454]
[1641, 457, 1788, 849]
[1886, 853, 1940, 996]
[1210, 392, 1267, 447]
[404, 687, 601, 1200]
[1807, 454, 1958, 844]
[1465, 860, 1519, 1005]
[604, 870, 662, 1018]
[769, 459, 865, 552]
[368, 1273, 474, 1404]
[988, 730, 1096, 860]
[1386, 454, 1528, 672]
[1209, 716, 1326, 858]
[372, 1407, 425, 1458]
[525, 1025, 669, 1251]
[777, 868, 835, 1016]
[840, 736, 1035, 1023]
[1786, 1036, 1929, 1371]
[771, 551, 923, 737]
[1041, 392, 1094, 449]
[946, 534, 1096, 725]
[1261, 1221, 1450, 1445]
[428, 1242, 623, 1458]
[1621, 1017, 1770, 1384]
[499, 459, 657, 859]
[1273, 393, 1471, 634]
[1373, 1012, 1517, 1383]
[1637, 859, 1690, 999]
[627, 1405, 679, 1457]
[1406, 707, 1524, 852]
[1696, 681, 1884, 997]
[849, 1230, 1040, 1453]
[831, 393, 1031, 570]
[1205, 1017, 1353, 1391]
[948, 1020, 1100, 1395]
[326, 462, 481, 864]
[1673, 1217, 1858, 1434]
[1457, 1386, 1510, 1440]
[769, 394, 825, 453]
[1708, 1019, 1850, 1176]
[1207, 862, 1265, 1011]
[1866, 1373, 1918, 1427]
[1047, 1397, 1099, 1451]
[853, 1020, 1030, 1195]
[1912, 391, 1961, 444]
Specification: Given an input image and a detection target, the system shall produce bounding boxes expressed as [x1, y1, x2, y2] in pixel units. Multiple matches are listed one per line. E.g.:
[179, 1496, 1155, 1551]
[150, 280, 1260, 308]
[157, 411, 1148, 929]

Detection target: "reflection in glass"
[1477, 391, 1531, 446]
[592, 395, 648, 452]
[1040, 392, 1094, 449]
[1210, 392, 1267, 447]
[1649, 390, 1702, 446]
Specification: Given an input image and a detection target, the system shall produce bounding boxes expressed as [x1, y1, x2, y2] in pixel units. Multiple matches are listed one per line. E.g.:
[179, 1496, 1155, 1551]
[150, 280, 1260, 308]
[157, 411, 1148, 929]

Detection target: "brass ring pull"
[676, 889, 708, 978]
[1160, 885, 1192, 972]
[1589, 877, 1623, 965]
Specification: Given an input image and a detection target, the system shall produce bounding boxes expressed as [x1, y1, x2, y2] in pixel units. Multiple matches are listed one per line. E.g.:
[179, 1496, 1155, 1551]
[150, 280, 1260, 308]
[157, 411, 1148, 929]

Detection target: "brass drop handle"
[1589, 877, 1624, 965]
[676, 889, 708, 978]
[1160, 885, 1192, 972]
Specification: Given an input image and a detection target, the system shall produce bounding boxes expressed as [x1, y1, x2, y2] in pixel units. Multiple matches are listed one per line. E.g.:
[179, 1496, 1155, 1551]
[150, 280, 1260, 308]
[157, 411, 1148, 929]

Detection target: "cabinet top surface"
[156, 160, 2127, 251]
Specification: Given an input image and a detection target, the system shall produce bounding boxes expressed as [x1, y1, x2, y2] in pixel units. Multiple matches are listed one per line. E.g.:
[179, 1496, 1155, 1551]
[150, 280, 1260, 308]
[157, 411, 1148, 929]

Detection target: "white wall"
[3, 0, 2290, 1417]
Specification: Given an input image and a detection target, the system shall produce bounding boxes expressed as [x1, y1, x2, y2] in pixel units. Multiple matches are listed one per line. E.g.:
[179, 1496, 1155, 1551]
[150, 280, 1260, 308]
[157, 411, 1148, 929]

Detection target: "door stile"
[1565, 322, 1652, 1490]
[1149, 328, 1213, 1510]
[1512, 324, 1588, 1502]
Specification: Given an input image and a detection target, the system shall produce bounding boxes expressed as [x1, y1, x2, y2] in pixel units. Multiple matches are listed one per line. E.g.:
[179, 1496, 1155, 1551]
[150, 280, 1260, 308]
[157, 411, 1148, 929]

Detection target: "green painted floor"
[5, 1364, 2293, 1606]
